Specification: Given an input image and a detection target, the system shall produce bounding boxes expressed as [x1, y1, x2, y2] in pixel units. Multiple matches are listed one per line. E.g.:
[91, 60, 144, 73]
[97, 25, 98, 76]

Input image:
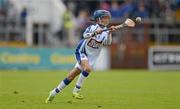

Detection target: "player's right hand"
[94, 29, 103, 34]
[92, 29, 103, 37]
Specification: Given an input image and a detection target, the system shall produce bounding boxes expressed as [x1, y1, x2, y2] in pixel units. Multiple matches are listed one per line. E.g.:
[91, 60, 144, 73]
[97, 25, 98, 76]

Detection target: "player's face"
[100, 16, 110, 26]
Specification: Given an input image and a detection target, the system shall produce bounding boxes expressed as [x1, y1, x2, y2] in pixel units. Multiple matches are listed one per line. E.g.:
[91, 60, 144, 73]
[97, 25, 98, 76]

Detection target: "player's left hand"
[109, 26, 118, 32]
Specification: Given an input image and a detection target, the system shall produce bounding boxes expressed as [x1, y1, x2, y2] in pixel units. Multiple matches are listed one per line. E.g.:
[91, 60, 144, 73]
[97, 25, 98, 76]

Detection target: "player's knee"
[84, 66, 92, 73]
[67, 70, 78, 81]
[67, 74, 75, 81]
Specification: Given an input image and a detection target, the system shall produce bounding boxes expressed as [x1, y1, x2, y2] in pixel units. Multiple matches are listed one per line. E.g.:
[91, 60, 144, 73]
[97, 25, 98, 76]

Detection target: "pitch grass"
[0, 70, 180, 109]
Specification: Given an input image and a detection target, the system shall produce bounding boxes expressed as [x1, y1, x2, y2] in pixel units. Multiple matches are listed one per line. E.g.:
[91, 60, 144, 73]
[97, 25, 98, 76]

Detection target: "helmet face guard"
[91, 10, 111, 26]
[98, 15, 110, 26]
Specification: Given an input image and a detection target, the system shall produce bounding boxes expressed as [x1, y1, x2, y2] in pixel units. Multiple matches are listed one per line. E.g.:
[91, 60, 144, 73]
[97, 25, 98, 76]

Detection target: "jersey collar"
[97, 23, 107, 29]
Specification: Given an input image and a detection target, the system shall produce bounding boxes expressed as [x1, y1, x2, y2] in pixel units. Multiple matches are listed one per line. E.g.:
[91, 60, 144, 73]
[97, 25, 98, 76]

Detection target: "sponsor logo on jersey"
[87, 38, 103, 49]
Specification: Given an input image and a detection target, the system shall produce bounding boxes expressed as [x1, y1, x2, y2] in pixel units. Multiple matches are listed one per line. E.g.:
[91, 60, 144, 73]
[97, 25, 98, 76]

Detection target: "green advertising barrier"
[0, 47, 76, 70]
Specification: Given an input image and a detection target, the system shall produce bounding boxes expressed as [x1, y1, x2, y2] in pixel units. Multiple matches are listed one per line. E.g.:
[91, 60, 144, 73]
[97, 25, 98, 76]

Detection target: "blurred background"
[0, 0, 179, 70]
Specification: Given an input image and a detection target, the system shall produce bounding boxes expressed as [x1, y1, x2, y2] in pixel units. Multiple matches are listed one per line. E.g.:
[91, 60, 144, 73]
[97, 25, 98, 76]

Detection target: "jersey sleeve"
[103, 32, 112, 46]
[83, 25, 97, 39]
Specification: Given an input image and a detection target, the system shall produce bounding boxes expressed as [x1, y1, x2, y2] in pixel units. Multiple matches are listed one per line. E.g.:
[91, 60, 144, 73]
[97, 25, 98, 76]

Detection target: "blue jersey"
[75, 24, 112, 62]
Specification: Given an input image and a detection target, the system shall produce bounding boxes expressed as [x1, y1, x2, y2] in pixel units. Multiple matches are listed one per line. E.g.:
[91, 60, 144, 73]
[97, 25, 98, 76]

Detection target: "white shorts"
[74, 53, 97, 71]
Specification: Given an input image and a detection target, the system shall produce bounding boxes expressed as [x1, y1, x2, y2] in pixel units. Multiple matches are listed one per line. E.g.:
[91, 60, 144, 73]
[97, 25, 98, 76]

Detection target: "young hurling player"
[46, 10, 117, 103]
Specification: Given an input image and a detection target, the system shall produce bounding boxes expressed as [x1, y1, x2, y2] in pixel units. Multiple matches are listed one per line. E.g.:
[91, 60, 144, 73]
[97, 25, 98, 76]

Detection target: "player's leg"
[51, 67, 81, 95]
[72, 59, 92, 99]
[46, 67, 81, 103]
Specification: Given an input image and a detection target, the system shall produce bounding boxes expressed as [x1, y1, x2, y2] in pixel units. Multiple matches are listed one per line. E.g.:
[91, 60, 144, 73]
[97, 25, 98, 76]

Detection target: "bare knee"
[81, 60, 92, 73]
[67, 74, 75, 81]
[67, 68, 81, 81]
[83, 66, 92, 73]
